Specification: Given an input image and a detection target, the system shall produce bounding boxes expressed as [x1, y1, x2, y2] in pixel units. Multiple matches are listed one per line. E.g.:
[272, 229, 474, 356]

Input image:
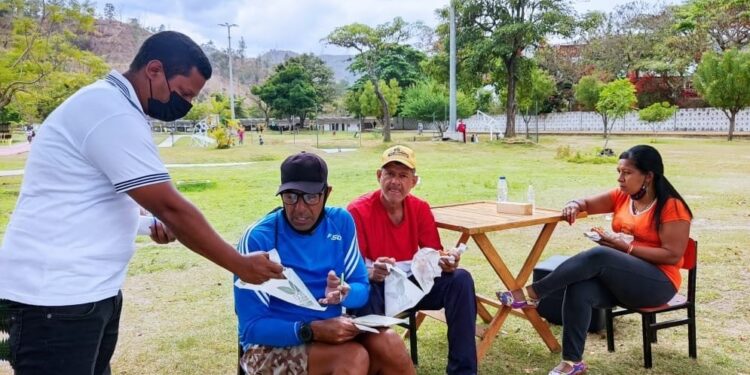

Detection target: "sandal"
[496, 289, 539, 309]
[548, 361, 587, 375]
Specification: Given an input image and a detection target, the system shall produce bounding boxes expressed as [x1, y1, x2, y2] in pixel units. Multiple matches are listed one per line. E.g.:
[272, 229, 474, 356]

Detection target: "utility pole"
[219, 22, 238, 120]
[449, 2, 457, 132]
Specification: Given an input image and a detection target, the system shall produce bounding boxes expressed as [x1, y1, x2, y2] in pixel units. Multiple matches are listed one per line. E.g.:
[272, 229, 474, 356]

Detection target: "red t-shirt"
[347, 190, 443, 261]
[609, 188, 692, 289]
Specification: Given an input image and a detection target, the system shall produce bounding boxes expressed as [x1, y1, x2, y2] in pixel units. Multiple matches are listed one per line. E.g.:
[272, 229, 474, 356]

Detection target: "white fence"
[465, 108, 750, 134]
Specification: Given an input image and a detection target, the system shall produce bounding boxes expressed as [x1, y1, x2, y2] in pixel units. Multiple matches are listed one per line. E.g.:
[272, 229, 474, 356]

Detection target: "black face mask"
[146, 75, 192, 122]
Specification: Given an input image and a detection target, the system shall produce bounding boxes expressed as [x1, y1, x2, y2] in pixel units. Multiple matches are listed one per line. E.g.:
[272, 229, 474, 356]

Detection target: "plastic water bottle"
[527, 184, 535, 213]
[497, 176, 508, 202]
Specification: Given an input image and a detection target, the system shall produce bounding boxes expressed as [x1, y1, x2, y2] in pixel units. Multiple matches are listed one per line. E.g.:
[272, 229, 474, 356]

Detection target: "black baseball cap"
[276, 152, 328, 195]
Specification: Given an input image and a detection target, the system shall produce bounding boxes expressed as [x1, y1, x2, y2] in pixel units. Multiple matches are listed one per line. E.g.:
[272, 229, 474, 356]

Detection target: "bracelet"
[626, 244, 634, 254]
[565, 200, 582, 209]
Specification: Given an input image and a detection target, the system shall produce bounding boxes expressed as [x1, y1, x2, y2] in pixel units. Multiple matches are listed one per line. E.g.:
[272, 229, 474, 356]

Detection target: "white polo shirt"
[0, 70, 170, 306]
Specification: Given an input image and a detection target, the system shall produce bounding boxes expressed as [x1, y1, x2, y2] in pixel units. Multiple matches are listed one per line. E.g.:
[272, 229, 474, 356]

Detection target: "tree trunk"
[602, 114, 609, 139]
[299, 113, 307, 130]
[729, 111, 736, 141]
[372, 81, 391, 142]
[504, 58, 518, 138]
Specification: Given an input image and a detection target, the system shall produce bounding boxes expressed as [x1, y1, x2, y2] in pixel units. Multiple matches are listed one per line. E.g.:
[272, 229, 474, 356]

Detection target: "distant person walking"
[457, 119, 467, 143]
[25, 126, 35, 144]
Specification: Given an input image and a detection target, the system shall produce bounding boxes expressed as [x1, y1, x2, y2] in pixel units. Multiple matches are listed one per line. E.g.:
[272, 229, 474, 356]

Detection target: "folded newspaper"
[234, 249, 326, 311]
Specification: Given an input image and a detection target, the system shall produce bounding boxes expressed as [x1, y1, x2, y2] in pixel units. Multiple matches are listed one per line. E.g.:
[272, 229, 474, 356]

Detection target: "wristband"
[566, 200, 581, 209]
[627, 244, 634, 255]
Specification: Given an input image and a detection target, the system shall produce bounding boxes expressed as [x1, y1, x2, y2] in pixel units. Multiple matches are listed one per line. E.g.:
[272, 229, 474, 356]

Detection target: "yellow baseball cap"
[381, 145, 416, 169]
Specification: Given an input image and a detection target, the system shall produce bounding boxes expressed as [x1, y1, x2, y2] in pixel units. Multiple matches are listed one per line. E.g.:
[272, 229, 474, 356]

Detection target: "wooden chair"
[605, 239, 697, 368]
[236, 342, 244, 375]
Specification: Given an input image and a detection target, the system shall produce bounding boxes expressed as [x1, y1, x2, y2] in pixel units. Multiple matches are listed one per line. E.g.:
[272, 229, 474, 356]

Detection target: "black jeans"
[351, 269, 478, 375]
[532, 247, 676, 362]
[4, 291, 123, 375]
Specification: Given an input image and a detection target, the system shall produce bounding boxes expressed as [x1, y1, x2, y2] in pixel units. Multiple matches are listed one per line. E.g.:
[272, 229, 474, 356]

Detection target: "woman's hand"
[592, 227, 629, 252]
[562, 201, 581, 225]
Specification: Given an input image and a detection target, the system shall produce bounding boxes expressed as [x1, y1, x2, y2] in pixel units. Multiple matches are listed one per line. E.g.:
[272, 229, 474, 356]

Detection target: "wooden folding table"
[431, 201, 586, 360]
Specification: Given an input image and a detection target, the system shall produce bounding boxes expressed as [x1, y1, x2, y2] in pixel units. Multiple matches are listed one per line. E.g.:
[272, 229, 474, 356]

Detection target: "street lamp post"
[219, 22, 238, 120]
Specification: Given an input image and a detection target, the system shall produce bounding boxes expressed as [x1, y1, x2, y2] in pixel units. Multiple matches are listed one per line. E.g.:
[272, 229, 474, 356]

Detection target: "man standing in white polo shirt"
[0, 31, 283, 375]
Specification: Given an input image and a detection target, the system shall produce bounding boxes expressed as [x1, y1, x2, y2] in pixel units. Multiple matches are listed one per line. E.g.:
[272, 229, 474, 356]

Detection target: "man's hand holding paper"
[310, 316, 361, 344]
[369, 257, 395, 282]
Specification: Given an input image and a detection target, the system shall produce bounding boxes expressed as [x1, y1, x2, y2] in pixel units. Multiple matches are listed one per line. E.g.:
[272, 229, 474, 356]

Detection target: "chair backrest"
[681, 238, 697, 270]
[683, 239, 698, 303]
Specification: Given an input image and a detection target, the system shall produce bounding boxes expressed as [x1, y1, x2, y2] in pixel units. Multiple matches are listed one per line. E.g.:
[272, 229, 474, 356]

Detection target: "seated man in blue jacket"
[234, 152, 415, 375]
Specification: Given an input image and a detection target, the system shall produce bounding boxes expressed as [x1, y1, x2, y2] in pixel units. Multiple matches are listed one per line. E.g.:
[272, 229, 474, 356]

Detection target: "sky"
[107, 0, 683, 56]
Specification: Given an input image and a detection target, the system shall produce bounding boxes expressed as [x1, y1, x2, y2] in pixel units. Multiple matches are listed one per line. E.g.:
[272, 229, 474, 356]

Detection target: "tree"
[453, 0, 574, 138]
[237, 37, 246, 61]
[349, 44, 426, 90]
[578, 2, 672, 78]
[249, 93, 272, 128]
[693, 49, 750, 141]
[516, 66, 556, 138]
[575, 76, 637, 140]
[639, 102, 678, 134]
[252, 63, 317, 129]
[281, 54, 336, 114]
[358, 79, 401, 122]
[400, 80, 476, 137]
[326, 17, 417, 142]
[0, 0, 107, 119]
[574, 75, 604, 111]
[595, 79, 637, 141]
[183, 100, 212, 124]
[675, 0, 750, 52]
[103, 3, 115, 20]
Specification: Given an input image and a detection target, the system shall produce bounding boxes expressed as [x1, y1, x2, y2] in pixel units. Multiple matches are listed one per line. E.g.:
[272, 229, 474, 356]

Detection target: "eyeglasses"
[281, 191, 323, 205]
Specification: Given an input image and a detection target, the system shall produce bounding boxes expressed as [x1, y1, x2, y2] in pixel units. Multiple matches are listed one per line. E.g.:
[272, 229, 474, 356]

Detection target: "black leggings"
[532, 246, 676, 362]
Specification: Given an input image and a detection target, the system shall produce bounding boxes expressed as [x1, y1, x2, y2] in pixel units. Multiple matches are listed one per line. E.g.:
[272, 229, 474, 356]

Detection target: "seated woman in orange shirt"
[497, 145, 692, 375]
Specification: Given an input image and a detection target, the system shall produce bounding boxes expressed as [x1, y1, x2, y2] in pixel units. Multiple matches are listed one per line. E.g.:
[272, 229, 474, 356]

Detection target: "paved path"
[0, 142, 30, 156]
[0, 161, 256, 177]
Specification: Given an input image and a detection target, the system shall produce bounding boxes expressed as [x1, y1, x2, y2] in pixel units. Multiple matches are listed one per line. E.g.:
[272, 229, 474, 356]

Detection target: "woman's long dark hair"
[619, 145, 693, 230]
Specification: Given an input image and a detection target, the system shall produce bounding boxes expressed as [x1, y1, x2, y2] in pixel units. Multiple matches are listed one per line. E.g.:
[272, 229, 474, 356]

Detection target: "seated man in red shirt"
[347, 145, 477, 375]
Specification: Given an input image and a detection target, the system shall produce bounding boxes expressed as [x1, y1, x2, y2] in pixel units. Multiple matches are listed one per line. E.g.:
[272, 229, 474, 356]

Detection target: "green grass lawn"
[1, 132, 749, 374]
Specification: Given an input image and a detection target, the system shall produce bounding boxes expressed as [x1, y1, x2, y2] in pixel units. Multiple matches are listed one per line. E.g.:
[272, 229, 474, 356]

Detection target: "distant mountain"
[319, 54, 358, 84]
[257, 50, 358, 84]
[86, 20, 356, 95]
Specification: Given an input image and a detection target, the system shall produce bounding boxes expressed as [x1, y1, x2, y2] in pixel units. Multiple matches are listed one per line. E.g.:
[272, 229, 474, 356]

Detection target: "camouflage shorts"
[240, 344, 308, 375]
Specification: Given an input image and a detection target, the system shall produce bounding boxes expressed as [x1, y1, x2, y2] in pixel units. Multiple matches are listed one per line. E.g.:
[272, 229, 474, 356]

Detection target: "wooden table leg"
[470, 233, 525, 360]
[523, 307, 561, 352]
[456, 232, 470, 247]
[471, 229, 562, 355]
[515, 222, 561, 352]
[516, 222, 557, 285]
[471, 233, 519, 289]
[477, 306, 511, 360]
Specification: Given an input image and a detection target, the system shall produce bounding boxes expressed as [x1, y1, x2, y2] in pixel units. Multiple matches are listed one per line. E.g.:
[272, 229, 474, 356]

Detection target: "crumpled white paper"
[384, 247, 446, 317]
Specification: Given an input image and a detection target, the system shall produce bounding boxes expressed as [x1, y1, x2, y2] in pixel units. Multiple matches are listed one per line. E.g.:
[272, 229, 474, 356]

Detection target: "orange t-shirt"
[609, 188, 691, 289]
